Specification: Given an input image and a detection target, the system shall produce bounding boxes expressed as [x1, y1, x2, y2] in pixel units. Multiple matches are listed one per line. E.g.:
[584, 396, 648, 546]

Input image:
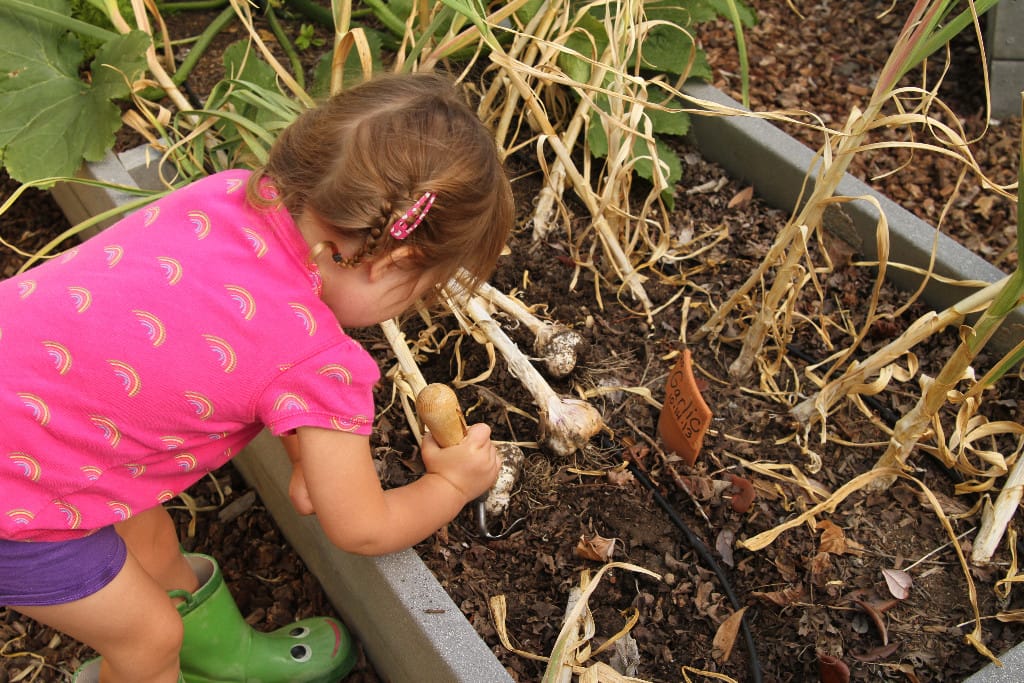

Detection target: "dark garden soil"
[2, 1, 1022, 682]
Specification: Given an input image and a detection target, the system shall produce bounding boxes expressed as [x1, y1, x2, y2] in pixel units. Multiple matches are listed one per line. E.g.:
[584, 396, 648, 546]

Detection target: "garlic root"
[477, 280, 585, 378]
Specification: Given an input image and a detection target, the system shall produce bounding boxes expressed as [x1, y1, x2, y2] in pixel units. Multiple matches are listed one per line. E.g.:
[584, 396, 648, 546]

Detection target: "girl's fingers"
[465, 422, 492, 446]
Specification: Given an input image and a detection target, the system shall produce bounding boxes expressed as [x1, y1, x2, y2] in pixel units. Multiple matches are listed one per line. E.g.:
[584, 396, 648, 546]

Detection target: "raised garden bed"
[47, 79, 1023, 681]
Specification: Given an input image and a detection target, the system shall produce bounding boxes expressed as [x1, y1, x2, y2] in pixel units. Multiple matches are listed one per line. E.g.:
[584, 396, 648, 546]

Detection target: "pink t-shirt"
[0, 170, 380, 541]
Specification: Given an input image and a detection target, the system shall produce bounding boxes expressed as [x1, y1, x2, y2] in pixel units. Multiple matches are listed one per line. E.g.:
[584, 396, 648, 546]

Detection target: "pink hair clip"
[390, 191, 436, 240]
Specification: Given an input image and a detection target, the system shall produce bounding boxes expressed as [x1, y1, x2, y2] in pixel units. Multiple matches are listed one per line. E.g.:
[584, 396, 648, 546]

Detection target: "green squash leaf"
[586, 105, 683, 208]
[0, 0, 149, 184]
[559, 12, 609, 84]
[635, 7, 713, 80]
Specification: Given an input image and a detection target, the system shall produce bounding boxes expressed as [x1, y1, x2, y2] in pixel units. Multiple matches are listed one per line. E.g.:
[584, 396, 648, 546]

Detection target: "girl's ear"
[366, 244, 421, 282]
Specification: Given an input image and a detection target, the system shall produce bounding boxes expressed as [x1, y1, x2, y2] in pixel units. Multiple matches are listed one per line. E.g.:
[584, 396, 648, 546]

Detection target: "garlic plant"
[447, 284, 604, 457]
[473, 0, 719, 322]
[488, 443, 526, 517]
[694, 0, 1007, 387]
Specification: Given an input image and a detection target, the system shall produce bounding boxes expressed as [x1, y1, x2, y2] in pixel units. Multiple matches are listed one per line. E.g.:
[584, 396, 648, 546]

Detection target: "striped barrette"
[390, 191, 436, 240]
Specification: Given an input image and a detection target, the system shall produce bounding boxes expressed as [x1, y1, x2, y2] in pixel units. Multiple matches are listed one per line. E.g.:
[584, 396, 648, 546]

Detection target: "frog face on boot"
[174, 553, 356, 683]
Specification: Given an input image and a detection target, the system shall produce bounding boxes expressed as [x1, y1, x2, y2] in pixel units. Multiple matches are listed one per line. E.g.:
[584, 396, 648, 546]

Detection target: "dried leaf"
[774, 555, 799, 582]
[894, 662, 922, 682]
[882, 568, 913, 600]
[727, 186, 754, 208]
[608, 634, 640, 676]
[684, 475, 715, 500]
[851, 642, 900, 662]
[716, 528, 736, 567]
[816, 520, 848, 554]
[995, 609, 1024, 623]
[606, 468, 635, 486]
[751, 584, 805, 607]
[711, 606, 747, 663]
[574, 534, 617, 562]
[817, 652, 850, 683]
[809, 551, 832, 584]
[727, 474, 755, 513]
[854, 599, 890, 645]
[974, 194, 996, 219]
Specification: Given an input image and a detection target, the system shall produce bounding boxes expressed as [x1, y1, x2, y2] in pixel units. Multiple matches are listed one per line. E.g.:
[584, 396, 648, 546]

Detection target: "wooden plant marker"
[657, 349, 712, 466]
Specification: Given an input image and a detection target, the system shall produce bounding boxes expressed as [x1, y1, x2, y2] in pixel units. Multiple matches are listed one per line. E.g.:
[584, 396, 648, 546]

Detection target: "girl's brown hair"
[249, 72, 514, 291]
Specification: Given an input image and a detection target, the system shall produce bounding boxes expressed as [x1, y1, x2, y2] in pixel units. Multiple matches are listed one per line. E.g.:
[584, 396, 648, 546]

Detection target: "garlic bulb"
[485, 443, 525, 516]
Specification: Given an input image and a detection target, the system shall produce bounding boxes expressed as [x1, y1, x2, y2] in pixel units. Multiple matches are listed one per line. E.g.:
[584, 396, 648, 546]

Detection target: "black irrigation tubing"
[625, 459, 764, 683]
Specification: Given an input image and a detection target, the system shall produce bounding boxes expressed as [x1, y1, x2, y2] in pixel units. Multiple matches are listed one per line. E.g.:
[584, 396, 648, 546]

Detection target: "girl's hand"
[420, 422, 500, 503]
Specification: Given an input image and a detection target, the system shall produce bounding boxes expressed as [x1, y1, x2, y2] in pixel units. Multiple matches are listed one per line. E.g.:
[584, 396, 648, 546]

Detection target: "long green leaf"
[897, 0, 1000, 83]
[0, 0, 118, 42]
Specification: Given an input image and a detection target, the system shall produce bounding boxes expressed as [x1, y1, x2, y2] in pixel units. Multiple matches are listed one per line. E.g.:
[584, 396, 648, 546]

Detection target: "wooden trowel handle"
[416, 383, 468, 448]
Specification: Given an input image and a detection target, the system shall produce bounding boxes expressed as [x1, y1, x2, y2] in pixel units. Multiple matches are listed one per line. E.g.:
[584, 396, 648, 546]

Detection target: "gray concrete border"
[49, 80, 1022, 680]
[965, 639, 1024, 682]
[986, 0, 1024, 119]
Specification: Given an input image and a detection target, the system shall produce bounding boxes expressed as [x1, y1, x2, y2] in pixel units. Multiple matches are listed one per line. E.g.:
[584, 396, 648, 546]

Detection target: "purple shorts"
[0, 526, 127, 607]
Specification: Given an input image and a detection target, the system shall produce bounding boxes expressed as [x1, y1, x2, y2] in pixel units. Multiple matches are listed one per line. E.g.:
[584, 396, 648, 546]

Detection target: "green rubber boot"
[174, 553, 356, 683]
[71, 658, 185, 682]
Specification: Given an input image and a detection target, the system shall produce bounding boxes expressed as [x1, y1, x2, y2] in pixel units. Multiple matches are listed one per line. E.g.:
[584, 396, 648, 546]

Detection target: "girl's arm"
[279, 432, 315, 515]
[292, 422, 499, 555]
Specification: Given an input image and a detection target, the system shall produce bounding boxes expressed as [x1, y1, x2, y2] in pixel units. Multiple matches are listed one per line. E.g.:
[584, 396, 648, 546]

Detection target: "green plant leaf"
[514, 0, 546, 25]
[559, 12, 609, 84]
[704, 0, 756, 27]
[637, 3, 713, 79]
[203, 42, 296, 165]
[639, 137, 683, 208]
[0, 0, 148, 184]
[586, 107, 683, 208]
[648, 98, 691, 137]
[223, 41, 283, 102]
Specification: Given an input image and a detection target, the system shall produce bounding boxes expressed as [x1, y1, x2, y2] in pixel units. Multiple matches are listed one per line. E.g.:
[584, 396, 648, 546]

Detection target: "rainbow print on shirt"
[184, 392, 214, 420]
[224, 284, 256, 320]
[8, 452, 42, 481]
[42, 341, 72, 375]
[132, 310, 167, 347]
[18, 393, 51, 426]
[108, 360, 142, 397]
[202, 334, 237, 373]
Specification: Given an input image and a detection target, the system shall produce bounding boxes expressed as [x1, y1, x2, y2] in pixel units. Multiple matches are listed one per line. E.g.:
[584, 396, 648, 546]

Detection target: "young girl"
[0, 72, 514, 683]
